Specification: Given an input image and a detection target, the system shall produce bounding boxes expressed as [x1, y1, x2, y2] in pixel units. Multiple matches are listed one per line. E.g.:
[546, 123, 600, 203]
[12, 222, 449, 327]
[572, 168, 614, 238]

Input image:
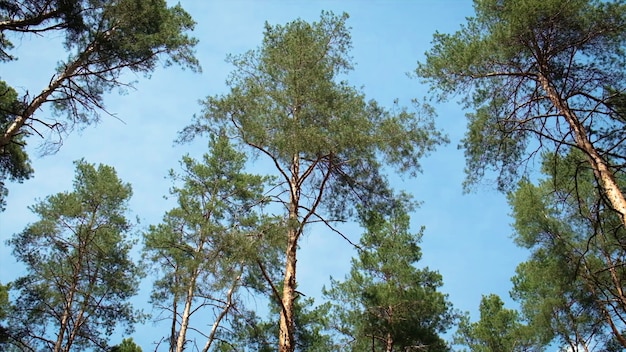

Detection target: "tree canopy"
[0, 0, 199, 210]
[454, 294, 547, 352]
[324, 204, 455, 351]
[143, 134, 281, 352]
[509, 151, 626, 350]
[5, 160, 143, 352]
[417, 0, 626, 226]
[9, 2, 626, 351]
[181, 11, 446, 352]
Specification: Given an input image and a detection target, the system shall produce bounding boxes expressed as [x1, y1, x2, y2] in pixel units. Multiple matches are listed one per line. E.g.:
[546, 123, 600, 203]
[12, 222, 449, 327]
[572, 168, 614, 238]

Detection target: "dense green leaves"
[181, 12, 446, 351]
[0, 0, 199, 211]
[454, 294, 546, 352]
[0, 282, 9, 346]
[417, 0, 626, 192]
[109, 338, 143, 352]
[324, 204, 454, 351]
[182, 11, 445, 220]
[508, 151, 626, 349]
[0, 80, 31, 211]
[5, 160, 143, 351]
[143, 134, 281, 351]
[218, 297, 335, 352]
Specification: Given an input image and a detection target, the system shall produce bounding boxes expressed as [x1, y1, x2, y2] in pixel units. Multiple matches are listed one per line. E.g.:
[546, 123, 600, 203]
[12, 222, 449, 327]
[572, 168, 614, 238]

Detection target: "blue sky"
[0, 1, 530, 349]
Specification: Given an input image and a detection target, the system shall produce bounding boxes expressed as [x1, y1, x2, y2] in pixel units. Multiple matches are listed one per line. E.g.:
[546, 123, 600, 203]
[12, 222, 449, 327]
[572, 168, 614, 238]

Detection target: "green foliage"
[508, 150, 626, 349]
[180, 12, 446, 351]
[218, 297, 335, 352]
[181, 10, 446, 220]
[47, 0, 199, 127]
[109, 337, 143, 352]
[0, 282, 9, 346]
[143, 133, 281, 350]
[416, 0, 626, 191]
[0, 282, 8, 320]
[5, 160, 143, 351]
[323, 203, 454, 351]
[0, 0, 199, 211]
[0, 80, 32, 211]
[454, 294, 547, 352]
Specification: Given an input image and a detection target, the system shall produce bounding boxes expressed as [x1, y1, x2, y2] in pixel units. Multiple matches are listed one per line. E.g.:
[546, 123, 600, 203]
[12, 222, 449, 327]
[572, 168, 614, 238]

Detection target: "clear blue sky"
[0, 1, 530, 349]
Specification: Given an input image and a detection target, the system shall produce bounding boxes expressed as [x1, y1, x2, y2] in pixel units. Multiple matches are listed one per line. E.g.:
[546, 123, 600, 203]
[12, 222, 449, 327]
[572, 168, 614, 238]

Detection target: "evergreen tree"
[417, 0, 626, 227]
[180, 11, 446, 351]
[143, 133, 281, 352]
[5, 160, 143, 351]
[216, 296, 335, 352]
[454, 294, 547, 352]
[109, 338, 143, 352]
[0, 80, 31, 211]
[509, 151, 626, 349]
[0, 0, 199, 210]
[324, 203, 454, 351]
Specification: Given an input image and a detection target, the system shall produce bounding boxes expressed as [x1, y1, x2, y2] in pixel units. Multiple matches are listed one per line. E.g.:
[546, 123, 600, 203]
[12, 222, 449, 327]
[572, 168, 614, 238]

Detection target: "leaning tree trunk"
[0, 29, 114, 149]
[539, 75, 626, 229]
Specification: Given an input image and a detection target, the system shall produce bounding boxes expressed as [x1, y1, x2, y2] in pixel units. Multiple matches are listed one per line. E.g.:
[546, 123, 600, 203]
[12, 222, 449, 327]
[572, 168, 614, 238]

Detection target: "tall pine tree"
[180, 12, 446, 351]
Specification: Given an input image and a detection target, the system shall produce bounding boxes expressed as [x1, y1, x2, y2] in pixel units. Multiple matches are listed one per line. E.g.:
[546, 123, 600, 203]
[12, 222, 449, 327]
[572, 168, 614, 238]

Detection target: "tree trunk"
[202, 269, 241, 352]
[54, 243, 83, 352]
[278, 154, 300, 352]
[385, 305, 394, 352]
[169, 275, 180, 352]
[385, 332, 394, 352]
[539, 75, 626, 228]
[53, 305, 72, 352]
[279, 227, 298, 352]
[175, 271, 197, 352]
[0, 28, 114, 149]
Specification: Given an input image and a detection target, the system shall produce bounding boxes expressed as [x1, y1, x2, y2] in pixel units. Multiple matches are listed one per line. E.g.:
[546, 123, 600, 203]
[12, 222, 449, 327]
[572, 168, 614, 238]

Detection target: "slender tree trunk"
[202, 270, 241, 352]
[53, 243, 84, 352]
[385, 332, 394, 352]
[279, 154, 300, 352]
[53, 304, 72, 352]
[170, 276, 180, 352]
[175, 271, 198, 352]
[385, 305, 394, 352]
[539, 75, 626, 228]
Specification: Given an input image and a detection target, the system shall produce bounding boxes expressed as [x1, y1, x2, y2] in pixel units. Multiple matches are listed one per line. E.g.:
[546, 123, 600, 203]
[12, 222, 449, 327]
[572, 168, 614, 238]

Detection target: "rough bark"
[385, 332, 393, 352]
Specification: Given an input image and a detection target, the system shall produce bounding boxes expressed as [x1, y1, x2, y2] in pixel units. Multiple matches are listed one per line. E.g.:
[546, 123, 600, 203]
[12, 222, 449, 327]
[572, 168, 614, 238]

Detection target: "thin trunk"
[279, 153, 300, 352]
[175, 270, 198, 352]
[54, 272, 81, 352]
[385, 332, 393, 352]
[170, 274, 180, 352]
[53, 232, 86, 352]
[53, 301, 73, 352]
[202, 269, 242, 352]
[539, 76, 626, 228]
[385, 305, 394, 352]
